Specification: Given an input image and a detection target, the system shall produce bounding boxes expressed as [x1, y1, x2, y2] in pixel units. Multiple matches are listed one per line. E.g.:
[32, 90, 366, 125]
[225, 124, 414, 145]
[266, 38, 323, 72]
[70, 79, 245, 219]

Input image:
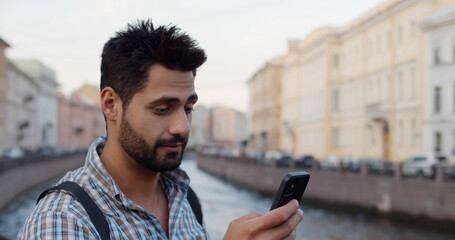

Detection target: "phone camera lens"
[285, 180, 296, 195]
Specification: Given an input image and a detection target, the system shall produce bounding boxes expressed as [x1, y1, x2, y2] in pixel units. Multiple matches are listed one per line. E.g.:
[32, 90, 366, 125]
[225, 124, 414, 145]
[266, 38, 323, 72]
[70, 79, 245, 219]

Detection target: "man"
[18, 19, 303, 239]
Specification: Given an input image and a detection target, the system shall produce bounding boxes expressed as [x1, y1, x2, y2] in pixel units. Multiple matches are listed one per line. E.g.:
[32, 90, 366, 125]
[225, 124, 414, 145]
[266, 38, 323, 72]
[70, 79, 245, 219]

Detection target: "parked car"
[1, 147, 25, 159]
[320, 155, 343, 170]
[276, 154, 292, 167]
[263, 151, 283, 166]
[218, 149, 236, 158]
[244, 150, 263, 163]
[349, 157, 395, 174]
[447, 166, 455, 180]
[402, 154, 447, 178]
[293, 155, 316, 168]
[36, 146, 56, 156]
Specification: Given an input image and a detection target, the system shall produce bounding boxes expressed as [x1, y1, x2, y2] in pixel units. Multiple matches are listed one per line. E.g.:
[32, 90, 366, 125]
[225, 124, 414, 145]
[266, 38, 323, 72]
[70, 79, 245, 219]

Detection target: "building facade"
[1, 61, 40, 151]
[0, 38, 40, 152]
[330, 0, 455, 162]
[422, 4, 455, 161]
[58, 84, 105, 151]
[247, 56, 284, 153]
[11, 59, 59, 148]
[188, 104, 210, 150]
[0, 37, 9, 151]
[210, 107, 247, 148]
[247, 0, 455, 162]
[282, 30, 337, 158]
[71, 83, 102, 107]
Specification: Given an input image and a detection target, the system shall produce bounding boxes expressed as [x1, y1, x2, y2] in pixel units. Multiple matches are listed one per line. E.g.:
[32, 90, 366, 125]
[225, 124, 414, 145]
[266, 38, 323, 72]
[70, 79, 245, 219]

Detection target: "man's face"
[118, 64, 197, 172]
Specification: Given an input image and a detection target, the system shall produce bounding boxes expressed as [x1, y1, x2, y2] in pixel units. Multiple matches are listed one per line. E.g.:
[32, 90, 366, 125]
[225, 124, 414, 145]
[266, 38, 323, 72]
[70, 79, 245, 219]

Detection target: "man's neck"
[100, 138, 170, 234]
[99, 139, 168, 211]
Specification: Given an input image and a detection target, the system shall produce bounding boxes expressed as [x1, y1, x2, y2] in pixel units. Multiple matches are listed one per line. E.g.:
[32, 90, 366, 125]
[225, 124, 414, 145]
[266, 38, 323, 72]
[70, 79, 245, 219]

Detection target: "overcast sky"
[0, 0, 384, 112]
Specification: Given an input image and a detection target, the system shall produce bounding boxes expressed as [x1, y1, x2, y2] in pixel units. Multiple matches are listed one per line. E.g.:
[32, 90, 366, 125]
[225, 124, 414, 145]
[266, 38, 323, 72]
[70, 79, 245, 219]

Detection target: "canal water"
[1, 157, 454, 240]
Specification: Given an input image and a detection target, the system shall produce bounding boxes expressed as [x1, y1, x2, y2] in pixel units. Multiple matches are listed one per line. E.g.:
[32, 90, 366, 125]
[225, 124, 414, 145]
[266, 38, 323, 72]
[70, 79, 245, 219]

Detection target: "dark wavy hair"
[100, 19, 207, 110]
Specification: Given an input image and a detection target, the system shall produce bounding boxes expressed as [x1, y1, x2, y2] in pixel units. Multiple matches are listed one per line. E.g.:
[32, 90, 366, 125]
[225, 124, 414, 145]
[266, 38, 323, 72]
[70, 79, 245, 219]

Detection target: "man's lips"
[159, 142, 184, 152]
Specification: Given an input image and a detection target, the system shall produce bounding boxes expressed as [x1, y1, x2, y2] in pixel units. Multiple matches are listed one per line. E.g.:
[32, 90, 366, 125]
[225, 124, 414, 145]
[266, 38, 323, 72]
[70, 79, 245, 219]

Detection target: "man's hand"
[223, 199, 303, 240]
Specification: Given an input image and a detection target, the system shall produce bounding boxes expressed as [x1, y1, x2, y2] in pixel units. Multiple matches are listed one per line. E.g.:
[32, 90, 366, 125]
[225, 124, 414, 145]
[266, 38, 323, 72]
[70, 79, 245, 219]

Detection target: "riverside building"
[247, 0, 455, 162]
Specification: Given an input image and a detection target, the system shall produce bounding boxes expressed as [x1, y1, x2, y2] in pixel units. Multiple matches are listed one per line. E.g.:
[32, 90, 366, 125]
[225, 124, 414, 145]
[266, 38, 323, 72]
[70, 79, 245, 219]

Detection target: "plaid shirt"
[18, 137, 209, 240]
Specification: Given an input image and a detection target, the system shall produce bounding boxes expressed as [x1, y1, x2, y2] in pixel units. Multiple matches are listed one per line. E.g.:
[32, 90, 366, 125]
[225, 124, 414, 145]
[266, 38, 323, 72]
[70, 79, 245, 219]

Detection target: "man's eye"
[185, 107, 194, 114]
[154, 107, 169, 114]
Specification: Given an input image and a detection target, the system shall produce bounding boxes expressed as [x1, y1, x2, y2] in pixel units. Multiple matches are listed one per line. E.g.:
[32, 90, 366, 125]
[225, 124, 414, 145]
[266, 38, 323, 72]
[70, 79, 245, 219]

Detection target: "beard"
[118, 116, 187, 172]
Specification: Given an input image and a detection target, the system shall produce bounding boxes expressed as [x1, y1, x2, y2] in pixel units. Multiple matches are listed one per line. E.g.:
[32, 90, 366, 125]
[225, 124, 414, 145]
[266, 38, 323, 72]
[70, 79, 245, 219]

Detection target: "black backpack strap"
[37, 181, 110, 240]
[187, 186, 203, 226]
[37, 181, 203, 236]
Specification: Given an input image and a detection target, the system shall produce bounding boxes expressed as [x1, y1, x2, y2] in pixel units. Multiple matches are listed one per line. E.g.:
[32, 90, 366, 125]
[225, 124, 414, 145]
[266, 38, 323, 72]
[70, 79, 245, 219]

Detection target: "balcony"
[366, 102, 387, 120]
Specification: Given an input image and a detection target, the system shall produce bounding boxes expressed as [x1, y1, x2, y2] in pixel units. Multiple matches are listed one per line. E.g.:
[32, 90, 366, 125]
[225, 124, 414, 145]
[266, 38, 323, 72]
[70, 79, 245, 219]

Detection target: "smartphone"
[270, 171, 310, 210]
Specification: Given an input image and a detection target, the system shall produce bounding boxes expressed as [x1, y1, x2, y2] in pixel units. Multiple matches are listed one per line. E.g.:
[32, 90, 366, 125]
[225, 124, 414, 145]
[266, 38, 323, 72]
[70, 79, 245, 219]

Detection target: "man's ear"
[100, 87, 122, 121]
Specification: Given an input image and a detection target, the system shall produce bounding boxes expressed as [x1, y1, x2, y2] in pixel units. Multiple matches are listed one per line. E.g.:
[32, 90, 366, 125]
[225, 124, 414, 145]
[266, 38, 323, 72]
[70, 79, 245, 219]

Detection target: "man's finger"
[231, 212, 262, 224]
[264, 209, 303, 240]
[282, 230, 297, 240]
[256, 199, 299, 229]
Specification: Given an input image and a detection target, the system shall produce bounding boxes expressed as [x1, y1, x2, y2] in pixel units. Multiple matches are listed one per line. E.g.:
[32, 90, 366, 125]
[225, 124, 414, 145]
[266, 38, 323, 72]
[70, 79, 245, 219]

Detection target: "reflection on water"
[0, 177, 60, 239]
[0, 157, 454, 240]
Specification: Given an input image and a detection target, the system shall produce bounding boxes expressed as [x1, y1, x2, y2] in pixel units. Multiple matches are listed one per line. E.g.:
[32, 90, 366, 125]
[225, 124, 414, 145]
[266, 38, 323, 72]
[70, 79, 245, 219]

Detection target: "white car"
[402, 154, 447, 178]
[263, 151, 283, 166]
[320, 155, 343, 170]
[1, 147, 25, 159]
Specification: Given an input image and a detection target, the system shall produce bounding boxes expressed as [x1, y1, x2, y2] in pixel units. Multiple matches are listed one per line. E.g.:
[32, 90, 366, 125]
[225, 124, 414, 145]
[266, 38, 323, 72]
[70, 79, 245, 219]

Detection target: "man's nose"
[169, 109, 191, 136]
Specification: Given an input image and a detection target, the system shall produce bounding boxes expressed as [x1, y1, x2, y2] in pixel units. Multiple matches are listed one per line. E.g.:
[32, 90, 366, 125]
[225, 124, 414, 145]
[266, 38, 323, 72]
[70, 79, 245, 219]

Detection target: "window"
[377, 35, 381, 54]
[368, 78, 373, 103]
[410, 66, 416, 99]
[435, 87, 441, 114]
[397, 25, 403, 47]
[397, 71, 403, 101]
[332, 89, 340, 112]
[410, 20, 416, 42]
[388, 75, 393, 101]
[434, 47, 441, 64]
[387, 30, 392, 50]
[332, 53, 339, 68]
[435, 132, 442, 152]
[376, 77, 381, 103]
[332, 128, 340, 147]
[369, 38, 373, 57]
[410, 119, 416, 146]
[397, 121, 403, 146]
[354, 46, 359, 62]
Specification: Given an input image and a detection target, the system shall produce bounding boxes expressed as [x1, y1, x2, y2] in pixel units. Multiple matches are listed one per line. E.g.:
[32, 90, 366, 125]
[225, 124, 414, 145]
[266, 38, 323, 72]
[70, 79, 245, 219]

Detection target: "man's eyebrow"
[148, 93, 198, 106]
[188, 93, 198, 102]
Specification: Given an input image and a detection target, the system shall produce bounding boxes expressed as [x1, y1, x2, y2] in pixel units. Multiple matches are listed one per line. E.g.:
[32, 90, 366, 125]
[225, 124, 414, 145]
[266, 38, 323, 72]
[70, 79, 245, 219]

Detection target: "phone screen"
[270, 171, 310, 210]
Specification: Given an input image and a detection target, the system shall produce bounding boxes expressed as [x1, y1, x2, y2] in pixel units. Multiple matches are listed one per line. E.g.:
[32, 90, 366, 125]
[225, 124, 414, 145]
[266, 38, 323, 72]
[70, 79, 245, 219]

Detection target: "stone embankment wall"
[196, 154, 455, 222]
[0, 153, 85, 211]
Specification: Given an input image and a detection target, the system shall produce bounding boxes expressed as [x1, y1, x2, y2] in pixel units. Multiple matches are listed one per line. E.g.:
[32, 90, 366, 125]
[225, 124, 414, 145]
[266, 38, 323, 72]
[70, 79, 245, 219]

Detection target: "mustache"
[155, 135, 188, 146]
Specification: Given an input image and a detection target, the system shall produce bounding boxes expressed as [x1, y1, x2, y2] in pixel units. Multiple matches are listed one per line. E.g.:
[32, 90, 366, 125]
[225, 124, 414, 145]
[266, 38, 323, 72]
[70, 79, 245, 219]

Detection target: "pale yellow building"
[247, 56, 285, 152]
[332, 0, 455, 162]
[248, 0, 455, 162]
[280, 29, 339, 159]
